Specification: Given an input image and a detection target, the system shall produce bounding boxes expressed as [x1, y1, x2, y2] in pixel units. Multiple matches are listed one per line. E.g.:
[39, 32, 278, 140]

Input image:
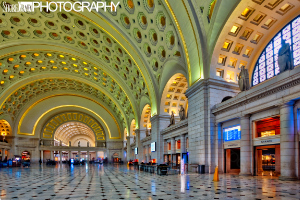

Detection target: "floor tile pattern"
[0, 164, 299, 200]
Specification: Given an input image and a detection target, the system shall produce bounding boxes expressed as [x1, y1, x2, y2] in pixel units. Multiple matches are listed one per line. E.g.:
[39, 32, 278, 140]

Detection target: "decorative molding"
[212, 69, 300, 115]
[185, 78, 239, 98]
[141, 135, 151, 143]
[161, 119, 188, 135]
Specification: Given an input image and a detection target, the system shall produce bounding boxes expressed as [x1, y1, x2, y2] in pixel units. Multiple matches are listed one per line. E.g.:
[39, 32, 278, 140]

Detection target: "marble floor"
[0, 164, 299, 200]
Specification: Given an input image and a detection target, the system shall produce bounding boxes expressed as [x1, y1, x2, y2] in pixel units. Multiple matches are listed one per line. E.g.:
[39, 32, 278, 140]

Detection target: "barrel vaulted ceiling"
[0, 0, 270, 134]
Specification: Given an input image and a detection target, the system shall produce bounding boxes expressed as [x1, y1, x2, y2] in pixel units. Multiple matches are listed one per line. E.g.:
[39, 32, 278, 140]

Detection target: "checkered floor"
[0, 164, 299, 199]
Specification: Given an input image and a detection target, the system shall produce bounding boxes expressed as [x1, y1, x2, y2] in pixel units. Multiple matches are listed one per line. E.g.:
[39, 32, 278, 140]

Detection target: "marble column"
[215, 123, 223, 173]
[150, 115, 170, 164]
[87, 151, 90, 162]
[279, 103, 296, 180]
[69, 151, 72, 159]
[171, 137, 176, 154]
[240, 115, 251, 176]
[2, 148, 5, 161]
[78, 151, 81, 160]
[50, 151, 54, 160]
[60, 151, 62, 165]
[135, 129, 143, 163]
[180, 135, 186, 165]
[95, 151, 98, 159]
[41, 150, 44, 163]
[148, 144, 151, 162]
[126, 136, 131, 161]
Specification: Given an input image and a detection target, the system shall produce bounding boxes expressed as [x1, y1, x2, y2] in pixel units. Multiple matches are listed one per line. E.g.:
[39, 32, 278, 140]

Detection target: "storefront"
[223, 125, 241, 174]
[253, 117, 280, 176]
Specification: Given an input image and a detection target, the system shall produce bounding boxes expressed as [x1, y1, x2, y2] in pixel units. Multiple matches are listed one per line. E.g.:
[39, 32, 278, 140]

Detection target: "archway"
[54, 122, 96, 147]
[140, 104, 151, 137]
[160, 73, 188, 119]
[0, 120, 11, 142]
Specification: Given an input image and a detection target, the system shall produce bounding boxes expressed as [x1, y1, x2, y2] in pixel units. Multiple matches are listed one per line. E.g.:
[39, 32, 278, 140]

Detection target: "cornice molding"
[185, 78, 239, 98]
[161, 119, 188, 135]
[212, 68, 300, 115]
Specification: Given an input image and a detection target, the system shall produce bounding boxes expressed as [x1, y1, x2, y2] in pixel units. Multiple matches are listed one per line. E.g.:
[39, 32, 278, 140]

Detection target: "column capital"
[240, 114, 251, 119]
[280, 101, 294, 108]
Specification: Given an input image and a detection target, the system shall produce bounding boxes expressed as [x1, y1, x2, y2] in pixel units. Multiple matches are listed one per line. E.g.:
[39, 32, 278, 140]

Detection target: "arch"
[41, 112, 105, 141]
[54, 122, 96, 147]
[140, 104, 151, 132]
[160, 73, 188, 117]
[0, 119, 11, 141]
[221, 96, 233, 102]
[252, 15, 300, 86]
[130, 119, 136, 136]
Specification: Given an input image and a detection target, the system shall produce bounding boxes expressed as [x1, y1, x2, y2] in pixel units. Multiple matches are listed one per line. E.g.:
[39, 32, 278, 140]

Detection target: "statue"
[238, 65, 250, 91]
[78, 141, 80, 147]
[168, 111, 175, 127]
[87, 141, 90, 147]
[146, 127, 150, 137]
[69, 141, 71, 147]
[39, 139, 43, 146]
[179, 105, 186, 121]
[133, 136, 136, 143]
[278, 39, 293, 73]
[59, 140, 62, 146]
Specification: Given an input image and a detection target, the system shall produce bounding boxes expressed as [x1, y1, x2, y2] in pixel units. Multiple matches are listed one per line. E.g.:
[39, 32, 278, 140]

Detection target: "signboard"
[134, 147, 138, 155]
[224, 141, 240, 149]
[254, 138, 280, 146]
[151, 142, 156, 152]
[224, 125, 241, 142]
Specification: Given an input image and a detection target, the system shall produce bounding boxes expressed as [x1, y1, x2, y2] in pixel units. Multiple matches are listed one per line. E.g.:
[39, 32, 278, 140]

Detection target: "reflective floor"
[0, 164, 300, 200]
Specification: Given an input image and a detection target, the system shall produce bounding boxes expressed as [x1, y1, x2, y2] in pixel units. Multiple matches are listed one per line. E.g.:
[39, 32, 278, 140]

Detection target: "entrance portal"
[255, 145, 280, 176]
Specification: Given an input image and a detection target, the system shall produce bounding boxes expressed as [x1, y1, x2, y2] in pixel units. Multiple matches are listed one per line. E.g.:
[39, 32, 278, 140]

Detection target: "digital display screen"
[151, 142, 156, 152]
[134, 147, 138, 155]
[224, 125, 241, 142]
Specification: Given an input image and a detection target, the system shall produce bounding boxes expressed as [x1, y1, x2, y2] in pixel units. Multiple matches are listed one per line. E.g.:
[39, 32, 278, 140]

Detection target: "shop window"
[176, 140, 181, 149]
[186, 137, 189, 149]
[256, 117, 280, 137]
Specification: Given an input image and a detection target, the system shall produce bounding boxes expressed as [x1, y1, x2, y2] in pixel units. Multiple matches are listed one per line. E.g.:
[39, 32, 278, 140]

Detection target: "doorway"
[255, 145, 280, 176]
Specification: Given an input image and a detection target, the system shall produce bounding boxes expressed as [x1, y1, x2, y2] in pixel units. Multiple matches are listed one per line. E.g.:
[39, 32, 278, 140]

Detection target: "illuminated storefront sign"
[224, 125, 241, 142]
[260, 130, 275, 137]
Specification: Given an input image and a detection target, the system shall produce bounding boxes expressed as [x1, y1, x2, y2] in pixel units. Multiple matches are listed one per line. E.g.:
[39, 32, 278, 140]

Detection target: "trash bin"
[198, 165, 205, 174]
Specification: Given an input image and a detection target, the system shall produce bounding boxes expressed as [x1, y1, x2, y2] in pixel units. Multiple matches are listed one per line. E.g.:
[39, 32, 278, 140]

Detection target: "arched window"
[252, 15, 300, 86]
